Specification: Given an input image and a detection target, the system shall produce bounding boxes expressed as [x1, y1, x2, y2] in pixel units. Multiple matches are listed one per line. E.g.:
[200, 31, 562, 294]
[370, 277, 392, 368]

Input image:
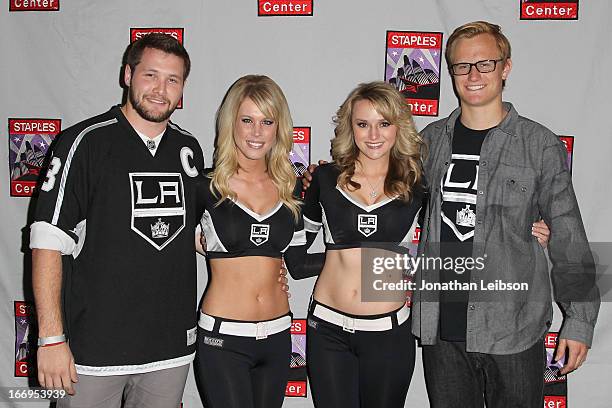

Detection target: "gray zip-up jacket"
[411, 102, 599, 354]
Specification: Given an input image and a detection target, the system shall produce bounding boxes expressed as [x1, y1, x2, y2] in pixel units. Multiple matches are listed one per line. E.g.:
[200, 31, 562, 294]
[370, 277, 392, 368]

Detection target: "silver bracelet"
[37, 334, 66, 346]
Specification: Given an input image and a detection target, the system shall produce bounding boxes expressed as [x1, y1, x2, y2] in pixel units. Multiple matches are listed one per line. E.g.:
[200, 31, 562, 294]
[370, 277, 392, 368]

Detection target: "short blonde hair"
[211, 75, 300, 220]
[445, 21, 512, 66]
[331, 81, 424, 201]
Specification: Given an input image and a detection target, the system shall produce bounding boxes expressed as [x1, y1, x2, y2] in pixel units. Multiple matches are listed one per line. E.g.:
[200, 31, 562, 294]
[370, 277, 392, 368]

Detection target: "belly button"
[256, 295, 264, 303]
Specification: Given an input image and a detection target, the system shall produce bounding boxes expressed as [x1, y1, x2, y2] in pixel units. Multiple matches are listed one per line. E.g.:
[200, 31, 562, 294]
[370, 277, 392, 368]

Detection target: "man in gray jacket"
[412, 21, 599, 407]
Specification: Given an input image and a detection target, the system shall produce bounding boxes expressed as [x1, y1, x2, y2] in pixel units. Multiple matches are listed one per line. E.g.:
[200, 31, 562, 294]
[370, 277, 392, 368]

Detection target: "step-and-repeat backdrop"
[2, 1, 611, 407]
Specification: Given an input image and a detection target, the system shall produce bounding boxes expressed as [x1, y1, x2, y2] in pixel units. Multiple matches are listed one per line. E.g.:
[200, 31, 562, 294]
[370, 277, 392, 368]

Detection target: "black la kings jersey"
[31, 106, 204, 375]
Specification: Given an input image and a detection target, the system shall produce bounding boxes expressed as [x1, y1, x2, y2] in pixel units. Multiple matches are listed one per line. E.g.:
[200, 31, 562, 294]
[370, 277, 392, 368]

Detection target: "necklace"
[362, 172, 385, 200]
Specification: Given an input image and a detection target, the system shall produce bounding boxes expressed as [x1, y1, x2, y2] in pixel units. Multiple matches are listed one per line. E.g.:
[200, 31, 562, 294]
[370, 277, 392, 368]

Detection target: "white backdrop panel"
[1, 1, 611, 407]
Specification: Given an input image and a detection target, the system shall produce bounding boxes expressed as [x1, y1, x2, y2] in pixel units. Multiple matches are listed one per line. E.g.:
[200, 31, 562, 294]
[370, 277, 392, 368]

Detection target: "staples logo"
[258, 0, 313, 16]
[130, 28, 184, 43]
[520, 1, 578, 20]
[9, 0, 59, 11]
[9, 118, 61, 197]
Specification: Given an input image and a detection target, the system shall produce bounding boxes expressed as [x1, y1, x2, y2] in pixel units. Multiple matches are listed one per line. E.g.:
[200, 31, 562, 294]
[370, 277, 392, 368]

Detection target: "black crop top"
[302, 163, 422, 249]
[197, 175, 305, 259]
[283, 163, 423, 279]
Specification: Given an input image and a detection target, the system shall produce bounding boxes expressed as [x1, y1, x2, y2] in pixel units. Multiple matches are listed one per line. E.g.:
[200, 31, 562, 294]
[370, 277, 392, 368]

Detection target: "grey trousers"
[56, 364, 189, 408]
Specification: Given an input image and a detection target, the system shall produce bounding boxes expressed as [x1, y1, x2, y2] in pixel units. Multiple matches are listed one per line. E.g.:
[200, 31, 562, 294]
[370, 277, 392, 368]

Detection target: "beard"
[128, 87, 178, 123]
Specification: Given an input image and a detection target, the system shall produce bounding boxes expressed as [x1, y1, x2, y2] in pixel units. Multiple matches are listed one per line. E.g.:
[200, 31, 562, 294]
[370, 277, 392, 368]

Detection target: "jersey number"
[41, 157, 62, 192]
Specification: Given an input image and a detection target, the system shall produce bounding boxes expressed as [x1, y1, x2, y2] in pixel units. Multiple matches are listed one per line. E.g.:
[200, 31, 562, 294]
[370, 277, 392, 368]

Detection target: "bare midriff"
[313, 248, 405, 315]
[202, 256, 289, 321]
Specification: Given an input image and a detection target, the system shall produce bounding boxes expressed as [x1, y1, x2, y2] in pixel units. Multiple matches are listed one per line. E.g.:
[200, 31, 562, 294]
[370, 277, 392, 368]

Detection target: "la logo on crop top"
[250, 224, 270, 246]
[358, 214, 377, 237]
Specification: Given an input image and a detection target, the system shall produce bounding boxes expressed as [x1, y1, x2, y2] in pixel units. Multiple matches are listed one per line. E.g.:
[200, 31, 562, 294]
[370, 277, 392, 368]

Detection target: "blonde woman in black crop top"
[284, 82, 424, 408]
[194, 75, 304, 408]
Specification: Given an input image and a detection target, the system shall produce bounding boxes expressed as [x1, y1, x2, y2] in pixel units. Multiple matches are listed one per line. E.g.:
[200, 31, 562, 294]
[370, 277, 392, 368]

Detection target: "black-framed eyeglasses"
[449, 59, 505, 76]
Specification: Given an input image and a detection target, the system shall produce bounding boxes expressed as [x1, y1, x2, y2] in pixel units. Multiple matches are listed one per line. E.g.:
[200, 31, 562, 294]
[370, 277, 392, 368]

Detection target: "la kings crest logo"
[456, 205, 475, 228]
[358, 214, 377, 237]
[250, 224, 270, 246]
[130, 172, 185, 250]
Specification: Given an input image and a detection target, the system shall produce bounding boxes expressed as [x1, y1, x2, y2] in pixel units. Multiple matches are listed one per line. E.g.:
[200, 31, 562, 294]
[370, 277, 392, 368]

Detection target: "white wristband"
[38, 334, 66, 346]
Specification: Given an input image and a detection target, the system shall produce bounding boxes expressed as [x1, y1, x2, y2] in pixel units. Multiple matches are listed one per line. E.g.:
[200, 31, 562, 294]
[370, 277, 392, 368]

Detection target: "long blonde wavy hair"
[210, 75, 300, 220]
[331, 81, 424, 201]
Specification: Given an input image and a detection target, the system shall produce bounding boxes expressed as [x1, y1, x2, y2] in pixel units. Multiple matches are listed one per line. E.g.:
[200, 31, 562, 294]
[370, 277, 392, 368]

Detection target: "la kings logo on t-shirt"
[130, 172, 185, 250]
[441, 153, 479, 242]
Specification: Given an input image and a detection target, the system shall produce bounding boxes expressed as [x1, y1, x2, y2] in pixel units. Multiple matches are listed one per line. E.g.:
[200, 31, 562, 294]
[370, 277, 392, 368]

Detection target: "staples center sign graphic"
[130, 28, 185, 108]
[385, 31, 443, 117]
[9, 0, 59, 11]
[286, 319, 307, 397]
[9, 118, 61, 197]
[15, 301, 35, 377]
[291, 127, 311, 178]
[520, 0, 578, 20]
[558, 136, 574, 175]
[543, 333, 568, 403]
[258, 0, 313, 16]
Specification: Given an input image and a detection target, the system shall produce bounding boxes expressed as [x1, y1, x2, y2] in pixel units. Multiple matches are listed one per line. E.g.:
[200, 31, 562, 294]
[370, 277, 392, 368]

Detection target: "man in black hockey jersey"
[412, 21, 599, 407]
[30, 34, 204, 407]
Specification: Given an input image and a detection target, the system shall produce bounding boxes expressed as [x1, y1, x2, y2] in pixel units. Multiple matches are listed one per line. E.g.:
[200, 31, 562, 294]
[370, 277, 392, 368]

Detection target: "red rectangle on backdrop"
[285, 381, 307, 396]
[544, 395, 566, 408]
[408, 98, 438, 117]
[9, 0, 59, 11]
[11, 181, 37, 197]
[10, 119, 61, 135]
[521, 2, 578, 20]
[130, 28, 184, 44]
[386, 32, 442, 49]
[544, 332, 558, 348]
[291, 319, 306, 335]
[258, 0, 313, 16]
[293, 127, 310, 143]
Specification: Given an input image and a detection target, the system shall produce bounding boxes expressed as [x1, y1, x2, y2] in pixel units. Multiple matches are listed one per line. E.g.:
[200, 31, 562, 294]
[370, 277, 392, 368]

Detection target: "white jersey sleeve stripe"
[303, 215, 322, 232]
[200, 210, 228, 253]
[281, 229, 307, 253]
[51, 118, 117, 225]
[30, 221, 77, 255]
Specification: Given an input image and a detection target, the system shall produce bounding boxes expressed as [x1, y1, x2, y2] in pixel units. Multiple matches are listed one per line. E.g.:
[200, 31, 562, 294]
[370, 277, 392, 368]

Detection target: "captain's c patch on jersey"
[130, 172, 185, 250]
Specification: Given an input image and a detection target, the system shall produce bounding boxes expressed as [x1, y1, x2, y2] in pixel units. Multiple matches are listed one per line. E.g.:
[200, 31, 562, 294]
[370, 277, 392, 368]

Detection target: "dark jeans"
[422, 337, 546, 408]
